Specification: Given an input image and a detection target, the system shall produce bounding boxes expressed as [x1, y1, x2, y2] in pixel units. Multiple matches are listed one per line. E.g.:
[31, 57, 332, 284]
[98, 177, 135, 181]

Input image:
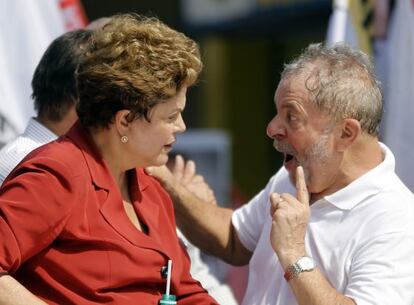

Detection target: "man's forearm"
[0, 275, 48, 305]
[166, 181, 251, 265]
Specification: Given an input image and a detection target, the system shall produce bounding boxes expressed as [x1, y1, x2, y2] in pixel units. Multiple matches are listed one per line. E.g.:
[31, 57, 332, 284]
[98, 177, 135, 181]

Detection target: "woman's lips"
[164, 141, 175, 150]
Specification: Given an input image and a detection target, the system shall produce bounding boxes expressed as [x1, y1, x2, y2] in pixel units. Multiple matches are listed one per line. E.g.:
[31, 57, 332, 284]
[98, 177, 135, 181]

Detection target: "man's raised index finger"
[296, 166, 309, 205]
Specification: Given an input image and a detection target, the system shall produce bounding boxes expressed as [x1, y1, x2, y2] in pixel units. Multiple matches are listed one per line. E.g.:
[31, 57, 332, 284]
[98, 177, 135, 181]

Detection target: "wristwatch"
[284, 256, 315, 281]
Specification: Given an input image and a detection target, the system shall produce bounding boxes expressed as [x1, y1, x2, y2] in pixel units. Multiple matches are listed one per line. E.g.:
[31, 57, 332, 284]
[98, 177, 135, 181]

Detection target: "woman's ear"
[336, 118, 361, 152]
[114, 110, 131, 136]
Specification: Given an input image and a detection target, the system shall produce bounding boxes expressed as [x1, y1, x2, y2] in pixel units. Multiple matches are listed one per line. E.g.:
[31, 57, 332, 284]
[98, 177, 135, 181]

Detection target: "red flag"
[58, 0, 88, 30]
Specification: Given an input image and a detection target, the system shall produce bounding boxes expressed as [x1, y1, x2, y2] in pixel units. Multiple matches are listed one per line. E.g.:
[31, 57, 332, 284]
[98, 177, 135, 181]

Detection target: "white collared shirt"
[233, 143, 414, 305]
[177, 230, 238, 305]
[0, 118, 56, 185]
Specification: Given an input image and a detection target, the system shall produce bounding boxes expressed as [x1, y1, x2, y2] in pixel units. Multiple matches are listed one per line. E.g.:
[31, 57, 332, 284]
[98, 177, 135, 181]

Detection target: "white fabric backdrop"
[381, 0, 414, 191]
[0, 0, 65, 146]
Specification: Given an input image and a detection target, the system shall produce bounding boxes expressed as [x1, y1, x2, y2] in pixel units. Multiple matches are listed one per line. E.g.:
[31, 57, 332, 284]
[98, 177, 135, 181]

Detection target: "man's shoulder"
[350, 178, 414, 237]
[3, 136, 86, 185]
[0, 134, 40, 156]
[0, 119, 57, 169]
[0, 134, 45, 184]
[369, 170, 414, 210]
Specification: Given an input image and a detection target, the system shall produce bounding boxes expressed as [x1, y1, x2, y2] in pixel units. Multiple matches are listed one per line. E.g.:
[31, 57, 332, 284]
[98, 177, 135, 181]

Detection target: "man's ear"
[336, 118, 361, 152]
[114, 110, 131, 136]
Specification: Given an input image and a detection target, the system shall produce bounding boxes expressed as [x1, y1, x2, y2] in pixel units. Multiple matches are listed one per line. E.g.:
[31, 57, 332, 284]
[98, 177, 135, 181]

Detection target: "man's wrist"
[283, 256, 315, 281]
[277, 250, 306, 269]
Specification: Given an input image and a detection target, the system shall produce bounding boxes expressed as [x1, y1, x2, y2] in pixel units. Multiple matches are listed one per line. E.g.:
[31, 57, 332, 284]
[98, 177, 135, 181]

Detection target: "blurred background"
[1, 0, 413, 302]
[0, 0, 335, 203]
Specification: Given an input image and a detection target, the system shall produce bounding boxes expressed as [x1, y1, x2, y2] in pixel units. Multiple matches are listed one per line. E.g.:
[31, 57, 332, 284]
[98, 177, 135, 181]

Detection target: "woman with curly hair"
[0, 14, 218, 305]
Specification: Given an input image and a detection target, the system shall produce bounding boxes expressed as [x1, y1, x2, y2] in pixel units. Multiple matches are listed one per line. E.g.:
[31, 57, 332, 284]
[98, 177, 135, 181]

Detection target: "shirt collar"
[23, 117, 57, 143]
[319, 143, 394, 210]
[64, 121, 149, 192]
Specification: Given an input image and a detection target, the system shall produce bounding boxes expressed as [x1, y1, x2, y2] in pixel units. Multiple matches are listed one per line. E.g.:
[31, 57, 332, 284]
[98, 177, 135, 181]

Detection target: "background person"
[0, 29, 90, 184]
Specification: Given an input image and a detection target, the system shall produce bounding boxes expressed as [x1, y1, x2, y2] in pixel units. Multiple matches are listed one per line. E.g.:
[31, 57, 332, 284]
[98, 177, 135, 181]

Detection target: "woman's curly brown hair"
[76, 13, 203, 129]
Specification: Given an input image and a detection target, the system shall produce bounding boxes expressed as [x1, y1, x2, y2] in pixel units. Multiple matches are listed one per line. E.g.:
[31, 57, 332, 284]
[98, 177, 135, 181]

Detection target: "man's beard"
[273, 133, 330, 185]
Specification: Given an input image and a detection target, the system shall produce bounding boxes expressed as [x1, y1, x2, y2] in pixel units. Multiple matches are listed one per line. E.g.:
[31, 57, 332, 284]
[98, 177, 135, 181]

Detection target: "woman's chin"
[152, 154, 169, 167]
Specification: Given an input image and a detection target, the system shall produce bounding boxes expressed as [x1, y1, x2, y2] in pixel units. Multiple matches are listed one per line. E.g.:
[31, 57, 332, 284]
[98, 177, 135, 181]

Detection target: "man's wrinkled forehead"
[275, 70, 313, 98]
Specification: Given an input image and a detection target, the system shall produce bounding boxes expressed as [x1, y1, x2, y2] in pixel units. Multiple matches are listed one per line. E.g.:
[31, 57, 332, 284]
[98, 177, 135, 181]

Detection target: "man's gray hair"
[282, 43, 383, 136]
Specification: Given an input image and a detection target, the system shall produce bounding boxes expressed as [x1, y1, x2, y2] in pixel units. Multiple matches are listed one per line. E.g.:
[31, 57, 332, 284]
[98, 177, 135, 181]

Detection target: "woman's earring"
[121, 135, 128, 143]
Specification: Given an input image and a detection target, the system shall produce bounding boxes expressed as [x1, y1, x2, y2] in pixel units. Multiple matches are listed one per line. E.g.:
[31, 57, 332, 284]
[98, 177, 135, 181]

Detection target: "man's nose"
[266, 116, 285, 140]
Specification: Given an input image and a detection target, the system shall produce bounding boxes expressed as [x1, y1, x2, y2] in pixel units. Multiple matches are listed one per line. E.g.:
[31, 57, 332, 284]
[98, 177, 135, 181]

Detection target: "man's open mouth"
[285, 153, 294, 163]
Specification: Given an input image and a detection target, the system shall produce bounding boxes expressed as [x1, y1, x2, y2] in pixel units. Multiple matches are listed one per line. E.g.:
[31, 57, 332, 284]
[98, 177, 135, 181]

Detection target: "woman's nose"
[176, 114, 186, 133]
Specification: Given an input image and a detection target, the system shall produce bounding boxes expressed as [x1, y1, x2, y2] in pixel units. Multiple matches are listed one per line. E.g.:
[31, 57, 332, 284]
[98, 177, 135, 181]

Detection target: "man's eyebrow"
[279, 101, 302, 111]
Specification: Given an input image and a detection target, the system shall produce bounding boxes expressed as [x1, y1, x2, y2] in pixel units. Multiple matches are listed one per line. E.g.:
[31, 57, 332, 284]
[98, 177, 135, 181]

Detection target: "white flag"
[326, 0, 373, 54]
[0, 0, 65, 146]
[327, 0, 351, 46]
[381, 0, 414, 191]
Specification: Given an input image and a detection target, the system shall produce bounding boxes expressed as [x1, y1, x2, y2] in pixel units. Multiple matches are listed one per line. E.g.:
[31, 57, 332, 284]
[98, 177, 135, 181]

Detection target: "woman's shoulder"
[15, 136, 87, 180]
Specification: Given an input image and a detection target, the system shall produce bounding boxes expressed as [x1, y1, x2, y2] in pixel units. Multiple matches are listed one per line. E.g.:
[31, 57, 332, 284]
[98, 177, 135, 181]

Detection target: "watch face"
[299, 257, 315, 271]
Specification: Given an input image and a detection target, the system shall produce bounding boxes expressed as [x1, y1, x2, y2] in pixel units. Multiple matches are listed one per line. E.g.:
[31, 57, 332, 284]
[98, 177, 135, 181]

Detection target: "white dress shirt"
[232, 143, 414, 305]
[0, 118, 56, 184]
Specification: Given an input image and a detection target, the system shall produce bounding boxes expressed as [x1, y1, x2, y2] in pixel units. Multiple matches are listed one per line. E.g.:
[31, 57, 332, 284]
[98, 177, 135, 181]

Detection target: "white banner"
[326, 0, 359, 50]
[0, 0, 65, 147]
[381, 0, 414, 191]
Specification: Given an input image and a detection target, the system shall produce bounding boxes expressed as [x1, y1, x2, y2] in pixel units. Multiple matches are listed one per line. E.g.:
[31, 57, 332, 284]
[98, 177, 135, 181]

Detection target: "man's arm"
[285, 270, 356, 305]
[147, 156, 252, 265]
[269, 166, 356, 305]
[0, 275, 48, 305]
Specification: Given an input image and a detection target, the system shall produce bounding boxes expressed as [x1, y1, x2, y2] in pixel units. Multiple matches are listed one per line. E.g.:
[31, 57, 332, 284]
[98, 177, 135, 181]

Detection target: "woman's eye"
[168, 113, 179, 121]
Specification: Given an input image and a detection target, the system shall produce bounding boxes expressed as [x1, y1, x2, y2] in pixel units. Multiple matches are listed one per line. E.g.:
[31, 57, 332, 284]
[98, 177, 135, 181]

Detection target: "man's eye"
[287, 113, 297, 122]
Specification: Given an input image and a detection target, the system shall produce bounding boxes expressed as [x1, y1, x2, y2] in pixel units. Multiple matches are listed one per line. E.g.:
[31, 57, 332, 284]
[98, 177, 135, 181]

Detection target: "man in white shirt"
[0, 29, 91, 184]
[148, 42, 414, 305]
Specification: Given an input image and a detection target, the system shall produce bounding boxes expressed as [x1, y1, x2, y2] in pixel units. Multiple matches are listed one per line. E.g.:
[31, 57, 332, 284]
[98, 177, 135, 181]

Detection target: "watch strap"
[284, 262, 303, 281]
[283, 256, 314, 281]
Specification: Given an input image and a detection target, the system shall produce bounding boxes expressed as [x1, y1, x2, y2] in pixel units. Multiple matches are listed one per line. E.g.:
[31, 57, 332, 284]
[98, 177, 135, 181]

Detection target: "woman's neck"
[89, 127, 128, 193]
